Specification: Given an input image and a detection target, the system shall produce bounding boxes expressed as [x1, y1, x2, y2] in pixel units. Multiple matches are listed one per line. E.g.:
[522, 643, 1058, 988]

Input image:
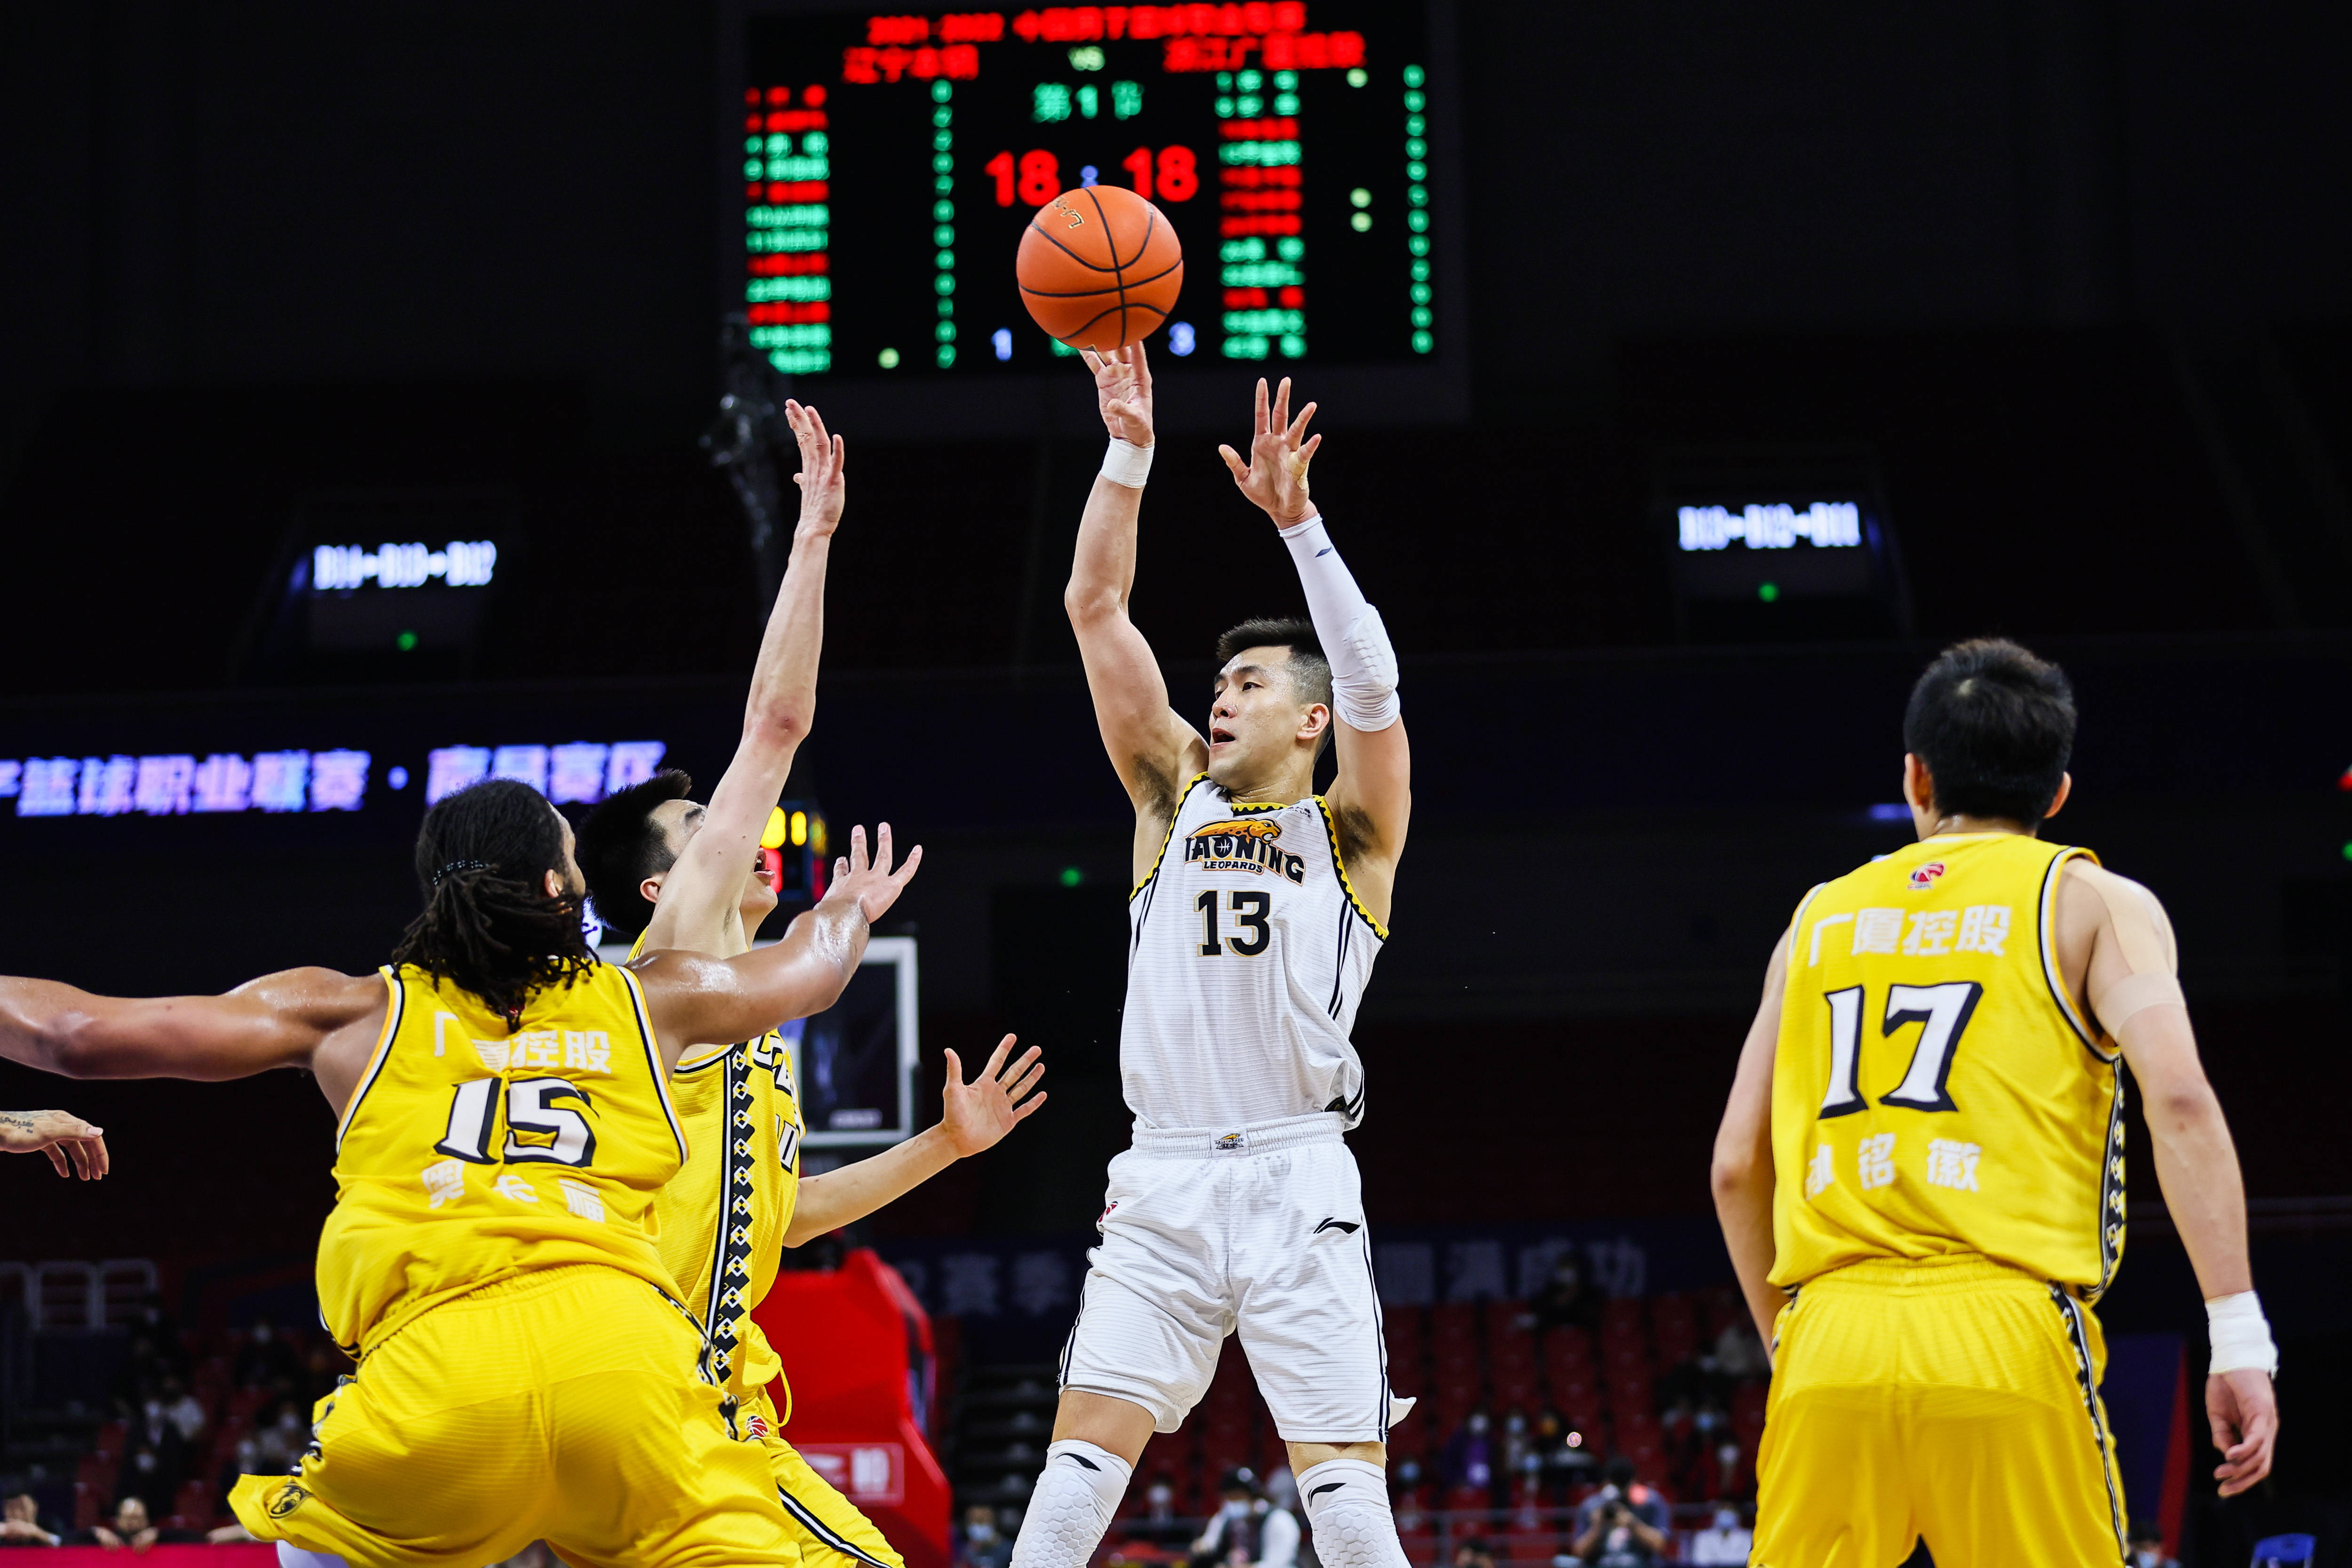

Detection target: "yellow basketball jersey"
[655, 1033, 804, 1410]
[628, 931, 805, 1413]
[317, 962, 689, 1356]
[1770, 833, 2126, 1298]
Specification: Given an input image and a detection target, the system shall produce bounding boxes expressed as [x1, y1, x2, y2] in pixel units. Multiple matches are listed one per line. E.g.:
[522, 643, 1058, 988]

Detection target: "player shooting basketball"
[1008, 344, 1416, 1568]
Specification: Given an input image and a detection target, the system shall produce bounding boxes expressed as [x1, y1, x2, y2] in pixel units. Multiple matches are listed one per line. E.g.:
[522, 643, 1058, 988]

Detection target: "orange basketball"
[1016, 184, 1184, 352]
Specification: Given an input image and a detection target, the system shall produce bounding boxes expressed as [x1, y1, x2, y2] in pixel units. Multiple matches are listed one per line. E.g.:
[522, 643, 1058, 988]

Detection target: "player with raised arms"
[1009, 344, 1415, 1568]
[1711, 638, 2279, 1566]
[0, 774, 920, 1567]
[575, 400, 1046, 1568]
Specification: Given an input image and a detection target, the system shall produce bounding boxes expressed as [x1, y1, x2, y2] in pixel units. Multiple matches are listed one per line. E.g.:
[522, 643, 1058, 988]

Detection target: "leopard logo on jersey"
[1185, 819, 1306, 882]
[266, 1483, 310, 1520]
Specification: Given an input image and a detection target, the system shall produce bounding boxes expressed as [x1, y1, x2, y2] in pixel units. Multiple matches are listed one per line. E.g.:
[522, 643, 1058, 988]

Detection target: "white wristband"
[2207, 1290, 2279, 1377]
[1101, 437, 1153, 488]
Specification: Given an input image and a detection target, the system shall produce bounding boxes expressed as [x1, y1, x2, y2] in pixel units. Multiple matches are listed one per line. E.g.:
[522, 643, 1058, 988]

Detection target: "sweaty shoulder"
[257, 967, 391, 1113]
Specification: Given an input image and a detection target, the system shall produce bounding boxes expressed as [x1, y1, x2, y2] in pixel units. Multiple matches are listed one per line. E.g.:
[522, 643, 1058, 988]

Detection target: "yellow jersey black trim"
[700, 1041, 760, 1399]
[1311, 796, 1389, 941]
[1131, 772, 1209, 899]
[2092, 1065, 2127, 1303]
[2036, 846, 2110, 1061]
[2049, 1285, 2130, 1562]
[334, 970, 406, 1151]
[615, 965, 690, 1165]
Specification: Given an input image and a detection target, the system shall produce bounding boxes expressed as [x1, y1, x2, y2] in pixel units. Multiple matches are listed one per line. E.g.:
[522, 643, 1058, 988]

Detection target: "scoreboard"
[740, 2, 1442, 380]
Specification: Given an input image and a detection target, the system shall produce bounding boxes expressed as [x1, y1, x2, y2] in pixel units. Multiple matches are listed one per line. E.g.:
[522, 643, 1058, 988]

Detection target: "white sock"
[1011, 1440, 1133, 1568]
[277, 1548, 350, 1568]
[1295, 1459, 1408, 1568]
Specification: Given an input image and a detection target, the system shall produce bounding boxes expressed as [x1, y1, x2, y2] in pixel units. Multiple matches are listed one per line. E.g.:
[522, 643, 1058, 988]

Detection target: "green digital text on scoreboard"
[742, 3, 1438, 377]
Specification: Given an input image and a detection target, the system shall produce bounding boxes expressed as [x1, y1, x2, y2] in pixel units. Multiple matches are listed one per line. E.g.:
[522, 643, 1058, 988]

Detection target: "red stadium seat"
[1600, 1297, 1645, 1338]
[1492, 1367, 1538, 1410]
[167, 1479, 214, 1530]
[1504, 1528, 1560, 1563]
[1650, 1292, 1699, 1365]
[1430, 1302, 1477, 1347]
[91, 1420, 127, 1459]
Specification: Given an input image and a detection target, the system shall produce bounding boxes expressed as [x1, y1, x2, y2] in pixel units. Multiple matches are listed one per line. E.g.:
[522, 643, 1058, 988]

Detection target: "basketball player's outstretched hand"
[826, 822, 922, 925]
[1217, 375, 1320, 527]
[0, 1109, 110, 1179]
[2207, 1366, 2278, 1495]
[1082, 342, 1153, 446]
[784, 398, 847, 536]
[939, 1035, 1048, 1156]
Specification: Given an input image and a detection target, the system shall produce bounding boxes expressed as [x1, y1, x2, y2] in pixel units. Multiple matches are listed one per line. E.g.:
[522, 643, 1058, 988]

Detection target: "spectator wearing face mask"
[232, 1321, 298, 1393]
[1687, 1504, 1752, 1565]
[250, 1401, 309, 1472]
[1191, 1470, 1296, 1568]
[2127, 1520, 2177, 1568]
[1443, 1409, 1496, 1503]
[961, 1504, 1012, 1568]
[1144, 1472, 1177, 1525]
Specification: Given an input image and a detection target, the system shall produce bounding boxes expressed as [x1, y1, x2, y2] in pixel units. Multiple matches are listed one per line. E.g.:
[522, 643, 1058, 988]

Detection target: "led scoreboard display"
[742, 2, 1439, 377]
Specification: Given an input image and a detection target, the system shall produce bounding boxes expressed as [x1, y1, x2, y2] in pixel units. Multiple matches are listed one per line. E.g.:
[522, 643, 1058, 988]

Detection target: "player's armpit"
[1327, 715, 1410, 860]
[0, 969, 374, 1082]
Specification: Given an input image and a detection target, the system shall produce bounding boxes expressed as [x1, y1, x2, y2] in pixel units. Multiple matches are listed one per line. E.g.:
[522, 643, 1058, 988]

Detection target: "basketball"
[1016, 183, 1184, 353]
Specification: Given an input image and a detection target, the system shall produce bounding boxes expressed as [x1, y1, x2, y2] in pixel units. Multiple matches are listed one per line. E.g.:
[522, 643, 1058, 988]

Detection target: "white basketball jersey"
[1121, 773, 1386, 1133]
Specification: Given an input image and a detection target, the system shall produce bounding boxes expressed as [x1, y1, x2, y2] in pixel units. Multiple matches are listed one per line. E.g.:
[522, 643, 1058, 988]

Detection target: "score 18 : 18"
[986, 146, 1197, 205]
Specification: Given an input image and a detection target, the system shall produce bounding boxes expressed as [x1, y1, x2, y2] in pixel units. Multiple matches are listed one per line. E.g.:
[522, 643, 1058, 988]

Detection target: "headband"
[430, 859, 494, 888]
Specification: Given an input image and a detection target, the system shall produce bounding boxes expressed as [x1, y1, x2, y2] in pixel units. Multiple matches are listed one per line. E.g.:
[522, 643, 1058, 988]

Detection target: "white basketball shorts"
[1057, 1112, 1408, 1444]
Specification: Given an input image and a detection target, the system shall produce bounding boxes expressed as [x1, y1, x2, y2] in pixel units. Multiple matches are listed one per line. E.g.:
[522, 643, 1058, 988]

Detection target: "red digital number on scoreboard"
[987, 147, 1194, 206]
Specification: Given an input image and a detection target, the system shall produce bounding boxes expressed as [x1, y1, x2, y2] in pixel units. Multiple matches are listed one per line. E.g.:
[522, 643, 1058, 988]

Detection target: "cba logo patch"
[1908, 861, 1947, 891]
[1185, 819, 1305, 882]
[745, 1410, 772, 1440]
[267, 1484, 310, 1520]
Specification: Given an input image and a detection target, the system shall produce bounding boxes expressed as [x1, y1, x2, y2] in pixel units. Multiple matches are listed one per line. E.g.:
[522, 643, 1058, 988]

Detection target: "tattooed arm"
[0, 1108, 109, 1179]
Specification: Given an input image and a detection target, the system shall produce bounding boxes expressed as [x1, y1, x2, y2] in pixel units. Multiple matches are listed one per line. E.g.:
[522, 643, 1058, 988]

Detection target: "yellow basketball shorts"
[1752, 1254, 2128, 1568]
[742, 1384, 908, 1568]
[229, 1265, 803, 1568]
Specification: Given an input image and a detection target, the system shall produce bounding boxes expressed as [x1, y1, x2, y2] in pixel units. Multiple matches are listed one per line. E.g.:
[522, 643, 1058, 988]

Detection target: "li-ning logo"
[1186, 819, 1306, 882]
[1908, 861, 1948, 891]
[1050, 197, 1086, 229]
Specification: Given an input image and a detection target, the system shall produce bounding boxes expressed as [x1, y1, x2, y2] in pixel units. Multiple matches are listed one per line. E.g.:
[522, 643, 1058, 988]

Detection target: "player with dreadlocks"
[0, 773, 921, 1568]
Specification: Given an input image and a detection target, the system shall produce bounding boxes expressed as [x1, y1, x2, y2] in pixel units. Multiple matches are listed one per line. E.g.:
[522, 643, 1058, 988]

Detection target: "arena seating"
[1089, 1287, 1768, 1565]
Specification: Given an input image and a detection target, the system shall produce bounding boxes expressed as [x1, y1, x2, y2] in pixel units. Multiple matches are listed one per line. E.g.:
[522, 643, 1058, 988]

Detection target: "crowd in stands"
[951, 1277, 1773, 1568]
[5, 1299, 349, 1544]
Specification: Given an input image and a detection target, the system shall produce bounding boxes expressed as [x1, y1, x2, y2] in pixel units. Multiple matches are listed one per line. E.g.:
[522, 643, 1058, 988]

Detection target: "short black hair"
[575, 768, 696, 939]
[1216, 616, 1335, 757]
[1902, 638, 2076, 824]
